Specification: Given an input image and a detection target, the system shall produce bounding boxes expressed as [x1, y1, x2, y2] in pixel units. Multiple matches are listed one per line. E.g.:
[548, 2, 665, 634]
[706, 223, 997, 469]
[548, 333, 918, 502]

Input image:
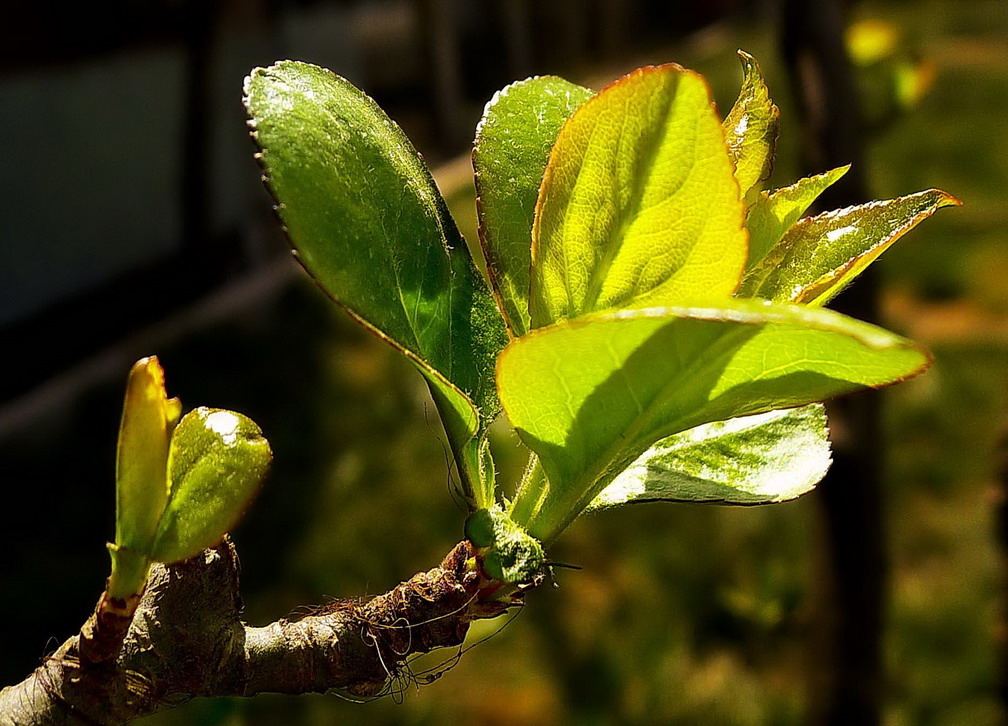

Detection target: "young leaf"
[474, 76, 593, 337]
[115, 356, 181, 554]
[465, 505, 545, 584]
[529, 64, 747, 329]
[589, 405, 830, 508]
[149, 407, 271, 564]
[745, 166, 849, 266]
[497, 301, 930, 542]
[722, 50, 780, 198]
[244, 62, 506, 507]
[740, 188, 961, 305]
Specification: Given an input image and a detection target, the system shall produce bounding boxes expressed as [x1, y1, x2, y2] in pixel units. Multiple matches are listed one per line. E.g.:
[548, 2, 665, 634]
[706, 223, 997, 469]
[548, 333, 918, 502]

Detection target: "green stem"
[507, 454, 547, 526]
[476, 436, 496, 509]
[107, 543, 152, 603]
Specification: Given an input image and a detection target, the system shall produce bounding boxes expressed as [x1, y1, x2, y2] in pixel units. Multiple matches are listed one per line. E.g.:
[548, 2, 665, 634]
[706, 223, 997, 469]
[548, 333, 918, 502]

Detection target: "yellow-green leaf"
[745, 166, 849, 267]
[722, 50, 780, 198]
[529, 64, 747, 328]
[740, 189, 962, 305]
[497, 301, 930, 542]
[115, 356, 181, 554]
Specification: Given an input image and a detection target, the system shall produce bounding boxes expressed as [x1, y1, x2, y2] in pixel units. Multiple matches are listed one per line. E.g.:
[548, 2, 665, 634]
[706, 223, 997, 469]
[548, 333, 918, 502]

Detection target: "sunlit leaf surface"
[740, 188, 961, 305]
[722, 50, 780, 198]
[529, 64, 747, 328]
[115, 356, 181, 553]
[498, 301, 930, 541]
[745, 166, 849, 267]
[150, 407, 271, 564]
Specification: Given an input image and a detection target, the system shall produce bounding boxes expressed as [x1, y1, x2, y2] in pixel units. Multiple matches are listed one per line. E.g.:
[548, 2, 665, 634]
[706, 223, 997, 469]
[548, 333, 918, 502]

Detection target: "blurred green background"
[1, 1, 1006, 724]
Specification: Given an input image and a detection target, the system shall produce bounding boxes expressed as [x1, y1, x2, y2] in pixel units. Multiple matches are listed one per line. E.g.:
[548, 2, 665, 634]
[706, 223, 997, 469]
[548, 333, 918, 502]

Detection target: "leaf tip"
[869, 338, 934, 389]
[934, 189, 964, 208]
[736, 48, 758, 69]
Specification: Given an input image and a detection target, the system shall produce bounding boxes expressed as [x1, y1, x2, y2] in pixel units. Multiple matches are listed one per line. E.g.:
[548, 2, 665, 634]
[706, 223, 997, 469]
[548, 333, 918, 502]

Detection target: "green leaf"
[745, 166, 849, 267]
[589, 405, 830, 508]
[722, 50, 780, 198]
[115, 356, 181, 554]
[474, 76, 593, 337]
[740, 188, 961, 305]
[244, 61, 506, 507]
[529, 64, 747, 329]
[149, 407, 272, 564]
[497, 301, 930, 542]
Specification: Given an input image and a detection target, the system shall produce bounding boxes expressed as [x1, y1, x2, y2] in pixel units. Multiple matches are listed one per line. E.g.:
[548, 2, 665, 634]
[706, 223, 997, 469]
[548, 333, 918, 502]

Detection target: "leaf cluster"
[109, 357, 271, 601]
[243, 52, 957, 580]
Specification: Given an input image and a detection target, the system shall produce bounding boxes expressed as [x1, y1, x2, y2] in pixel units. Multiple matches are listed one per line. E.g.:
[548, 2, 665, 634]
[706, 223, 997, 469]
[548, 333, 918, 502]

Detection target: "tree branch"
[0, 539, 514, 725]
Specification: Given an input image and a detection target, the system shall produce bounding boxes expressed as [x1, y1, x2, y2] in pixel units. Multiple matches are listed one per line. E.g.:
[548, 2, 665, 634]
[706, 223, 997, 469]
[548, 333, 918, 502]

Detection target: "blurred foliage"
[1, 1, 1005, 724]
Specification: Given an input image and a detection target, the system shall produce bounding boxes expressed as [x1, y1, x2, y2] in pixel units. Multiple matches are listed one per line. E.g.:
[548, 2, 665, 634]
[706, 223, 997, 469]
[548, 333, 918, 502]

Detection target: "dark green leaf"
[464, 505, 544, 583]
[244, 61, 507, 507]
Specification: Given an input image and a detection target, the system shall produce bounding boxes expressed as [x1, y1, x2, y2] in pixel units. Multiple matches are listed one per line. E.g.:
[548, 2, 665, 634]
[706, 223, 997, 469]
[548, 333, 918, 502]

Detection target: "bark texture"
[0, 539, 511, 725]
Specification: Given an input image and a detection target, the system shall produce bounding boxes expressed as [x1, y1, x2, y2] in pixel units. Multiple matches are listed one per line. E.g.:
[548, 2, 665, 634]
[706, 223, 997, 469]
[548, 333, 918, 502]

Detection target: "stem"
[0, 538, 519, 725]
[475, 436, 496, 509]
[508, 454, 547, 526]
[106, 543, 151, 602]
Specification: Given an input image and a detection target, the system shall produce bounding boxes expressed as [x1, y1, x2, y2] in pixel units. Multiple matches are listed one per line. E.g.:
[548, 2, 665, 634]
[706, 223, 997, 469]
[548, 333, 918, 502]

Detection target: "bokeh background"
[2, 0, 1006, 723]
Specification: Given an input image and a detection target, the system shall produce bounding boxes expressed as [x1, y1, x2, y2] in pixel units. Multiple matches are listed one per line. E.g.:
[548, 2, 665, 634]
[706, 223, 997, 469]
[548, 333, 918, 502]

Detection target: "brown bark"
[0, 539, 514, 725]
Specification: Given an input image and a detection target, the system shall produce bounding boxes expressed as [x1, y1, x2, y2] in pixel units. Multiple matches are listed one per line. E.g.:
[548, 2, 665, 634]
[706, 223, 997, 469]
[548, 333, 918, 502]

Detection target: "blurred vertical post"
[181, 0, 218, 263]
[998, 428, 1008, 714]
[780, 1, 885, 725]
[495, 0, 534, 80]
[417, 0, 466, 152]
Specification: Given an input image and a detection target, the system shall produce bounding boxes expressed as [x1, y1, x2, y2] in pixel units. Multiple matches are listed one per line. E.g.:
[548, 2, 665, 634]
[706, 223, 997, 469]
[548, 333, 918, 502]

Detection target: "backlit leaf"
[474, 76, 593, 337]
[529, 64, 747, 328]
[150, 407, 272, 564]
[115, 356, 181, 553]
[590, 405, 830, 508]
[244, 61, 507, 507]
[497, 301, 930, 542]
[722, 50, 780, 198]
[745, 166, 849, 267]
[740, 188, 961, 305]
